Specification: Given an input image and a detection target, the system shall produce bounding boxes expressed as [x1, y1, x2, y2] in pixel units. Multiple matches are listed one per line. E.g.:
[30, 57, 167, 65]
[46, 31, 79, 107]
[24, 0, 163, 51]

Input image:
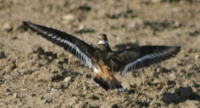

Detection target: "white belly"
[93, 67, 100, 73]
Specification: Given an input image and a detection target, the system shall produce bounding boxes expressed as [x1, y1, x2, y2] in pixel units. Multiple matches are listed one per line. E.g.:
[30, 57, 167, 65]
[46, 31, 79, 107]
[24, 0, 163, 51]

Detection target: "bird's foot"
[92, 80, 99, 86]
[117, 87, 126, 92]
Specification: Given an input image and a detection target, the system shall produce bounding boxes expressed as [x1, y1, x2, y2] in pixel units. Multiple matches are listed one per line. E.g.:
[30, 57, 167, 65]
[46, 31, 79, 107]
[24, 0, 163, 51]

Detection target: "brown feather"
[93, 65, 122, 90]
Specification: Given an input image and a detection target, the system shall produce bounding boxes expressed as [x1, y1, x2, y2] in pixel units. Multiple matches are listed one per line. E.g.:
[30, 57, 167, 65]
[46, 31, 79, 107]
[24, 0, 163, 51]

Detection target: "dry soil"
[0, 0, 200, 108]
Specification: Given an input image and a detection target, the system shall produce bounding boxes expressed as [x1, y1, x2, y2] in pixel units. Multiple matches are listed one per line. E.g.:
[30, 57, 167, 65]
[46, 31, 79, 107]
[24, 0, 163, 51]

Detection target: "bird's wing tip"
[22, 21, 28, 25]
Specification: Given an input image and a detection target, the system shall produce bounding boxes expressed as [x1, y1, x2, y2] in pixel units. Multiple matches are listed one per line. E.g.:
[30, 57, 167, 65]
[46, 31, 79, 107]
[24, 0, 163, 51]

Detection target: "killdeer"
[23, 21, 181, 92]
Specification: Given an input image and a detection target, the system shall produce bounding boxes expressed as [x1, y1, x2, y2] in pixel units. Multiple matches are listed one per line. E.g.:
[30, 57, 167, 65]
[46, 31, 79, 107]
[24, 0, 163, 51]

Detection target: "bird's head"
[97, 33, 108, 45]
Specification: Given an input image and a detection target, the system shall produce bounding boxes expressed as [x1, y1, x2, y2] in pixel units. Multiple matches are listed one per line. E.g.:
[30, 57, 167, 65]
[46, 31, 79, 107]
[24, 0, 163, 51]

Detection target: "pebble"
[62, 14, 75, 21]
[2, 23, 12, 32]
[174, 20, 182, 28]
[159, 90, 165, 95]
[195, 55, 200, 60]
[13, 93, 19, 98]
[169, 73, 176, 78]
[156, 68, 161, 73]
[82, 85, 88, 90]
[79, 24, 85, 30]
[64, 77, 71, 82]
[51, 88, 58, 94]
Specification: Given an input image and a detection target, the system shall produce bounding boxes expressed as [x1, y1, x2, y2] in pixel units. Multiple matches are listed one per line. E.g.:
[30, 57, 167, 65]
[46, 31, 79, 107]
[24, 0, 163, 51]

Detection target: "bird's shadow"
[161, 86, 200, 104]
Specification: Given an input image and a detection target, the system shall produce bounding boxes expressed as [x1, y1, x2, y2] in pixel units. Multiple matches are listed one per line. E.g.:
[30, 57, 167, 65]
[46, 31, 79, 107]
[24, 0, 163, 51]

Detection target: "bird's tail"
[93, 65, 125, 92]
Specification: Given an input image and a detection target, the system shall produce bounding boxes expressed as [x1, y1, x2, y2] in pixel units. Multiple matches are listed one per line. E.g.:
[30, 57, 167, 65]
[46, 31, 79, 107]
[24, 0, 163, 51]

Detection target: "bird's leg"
[92, 79, 99, 86]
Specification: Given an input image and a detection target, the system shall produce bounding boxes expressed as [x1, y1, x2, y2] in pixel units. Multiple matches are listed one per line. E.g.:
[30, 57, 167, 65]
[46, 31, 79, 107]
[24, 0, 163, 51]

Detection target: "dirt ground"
[0, 0, 200, 107]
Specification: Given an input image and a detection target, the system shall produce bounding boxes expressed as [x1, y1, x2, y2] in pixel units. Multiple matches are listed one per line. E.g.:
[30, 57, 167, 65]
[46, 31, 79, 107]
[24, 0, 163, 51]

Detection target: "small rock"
[51, 88, 58, 94]
[174, 20, 182, 28]
[79, 24, 85, 30]
[156, 68, 161, 73]
[82, 86, 87, 90]
[64, 77, 71, 82]
[2, 23, 12, 32]
[169, 73, 176, 78]
[13, 93, 18, 98]
[195, 55, 200, 60]
[159, 90, 166, 95]
[62, 14, 75, 21]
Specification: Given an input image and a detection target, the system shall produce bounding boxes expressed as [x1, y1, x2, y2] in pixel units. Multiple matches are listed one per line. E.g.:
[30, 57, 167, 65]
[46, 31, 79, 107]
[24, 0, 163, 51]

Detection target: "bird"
[22, 21, 181, 92]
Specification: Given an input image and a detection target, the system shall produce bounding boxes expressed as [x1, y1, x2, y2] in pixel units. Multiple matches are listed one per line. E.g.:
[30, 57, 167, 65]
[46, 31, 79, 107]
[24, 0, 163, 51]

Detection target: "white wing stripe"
[45, 33, 94, 68]
[121, 47, 176, 75]
[62, 39, 94, 68]
[56, 37, 61, 41]
[47, 34, 53, 37]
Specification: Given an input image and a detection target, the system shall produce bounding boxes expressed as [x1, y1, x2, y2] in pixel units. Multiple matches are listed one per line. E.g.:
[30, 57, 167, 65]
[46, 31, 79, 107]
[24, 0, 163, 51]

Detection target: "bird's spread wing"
[23, 21, 95, 68]
[114, 46, 181, 75]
